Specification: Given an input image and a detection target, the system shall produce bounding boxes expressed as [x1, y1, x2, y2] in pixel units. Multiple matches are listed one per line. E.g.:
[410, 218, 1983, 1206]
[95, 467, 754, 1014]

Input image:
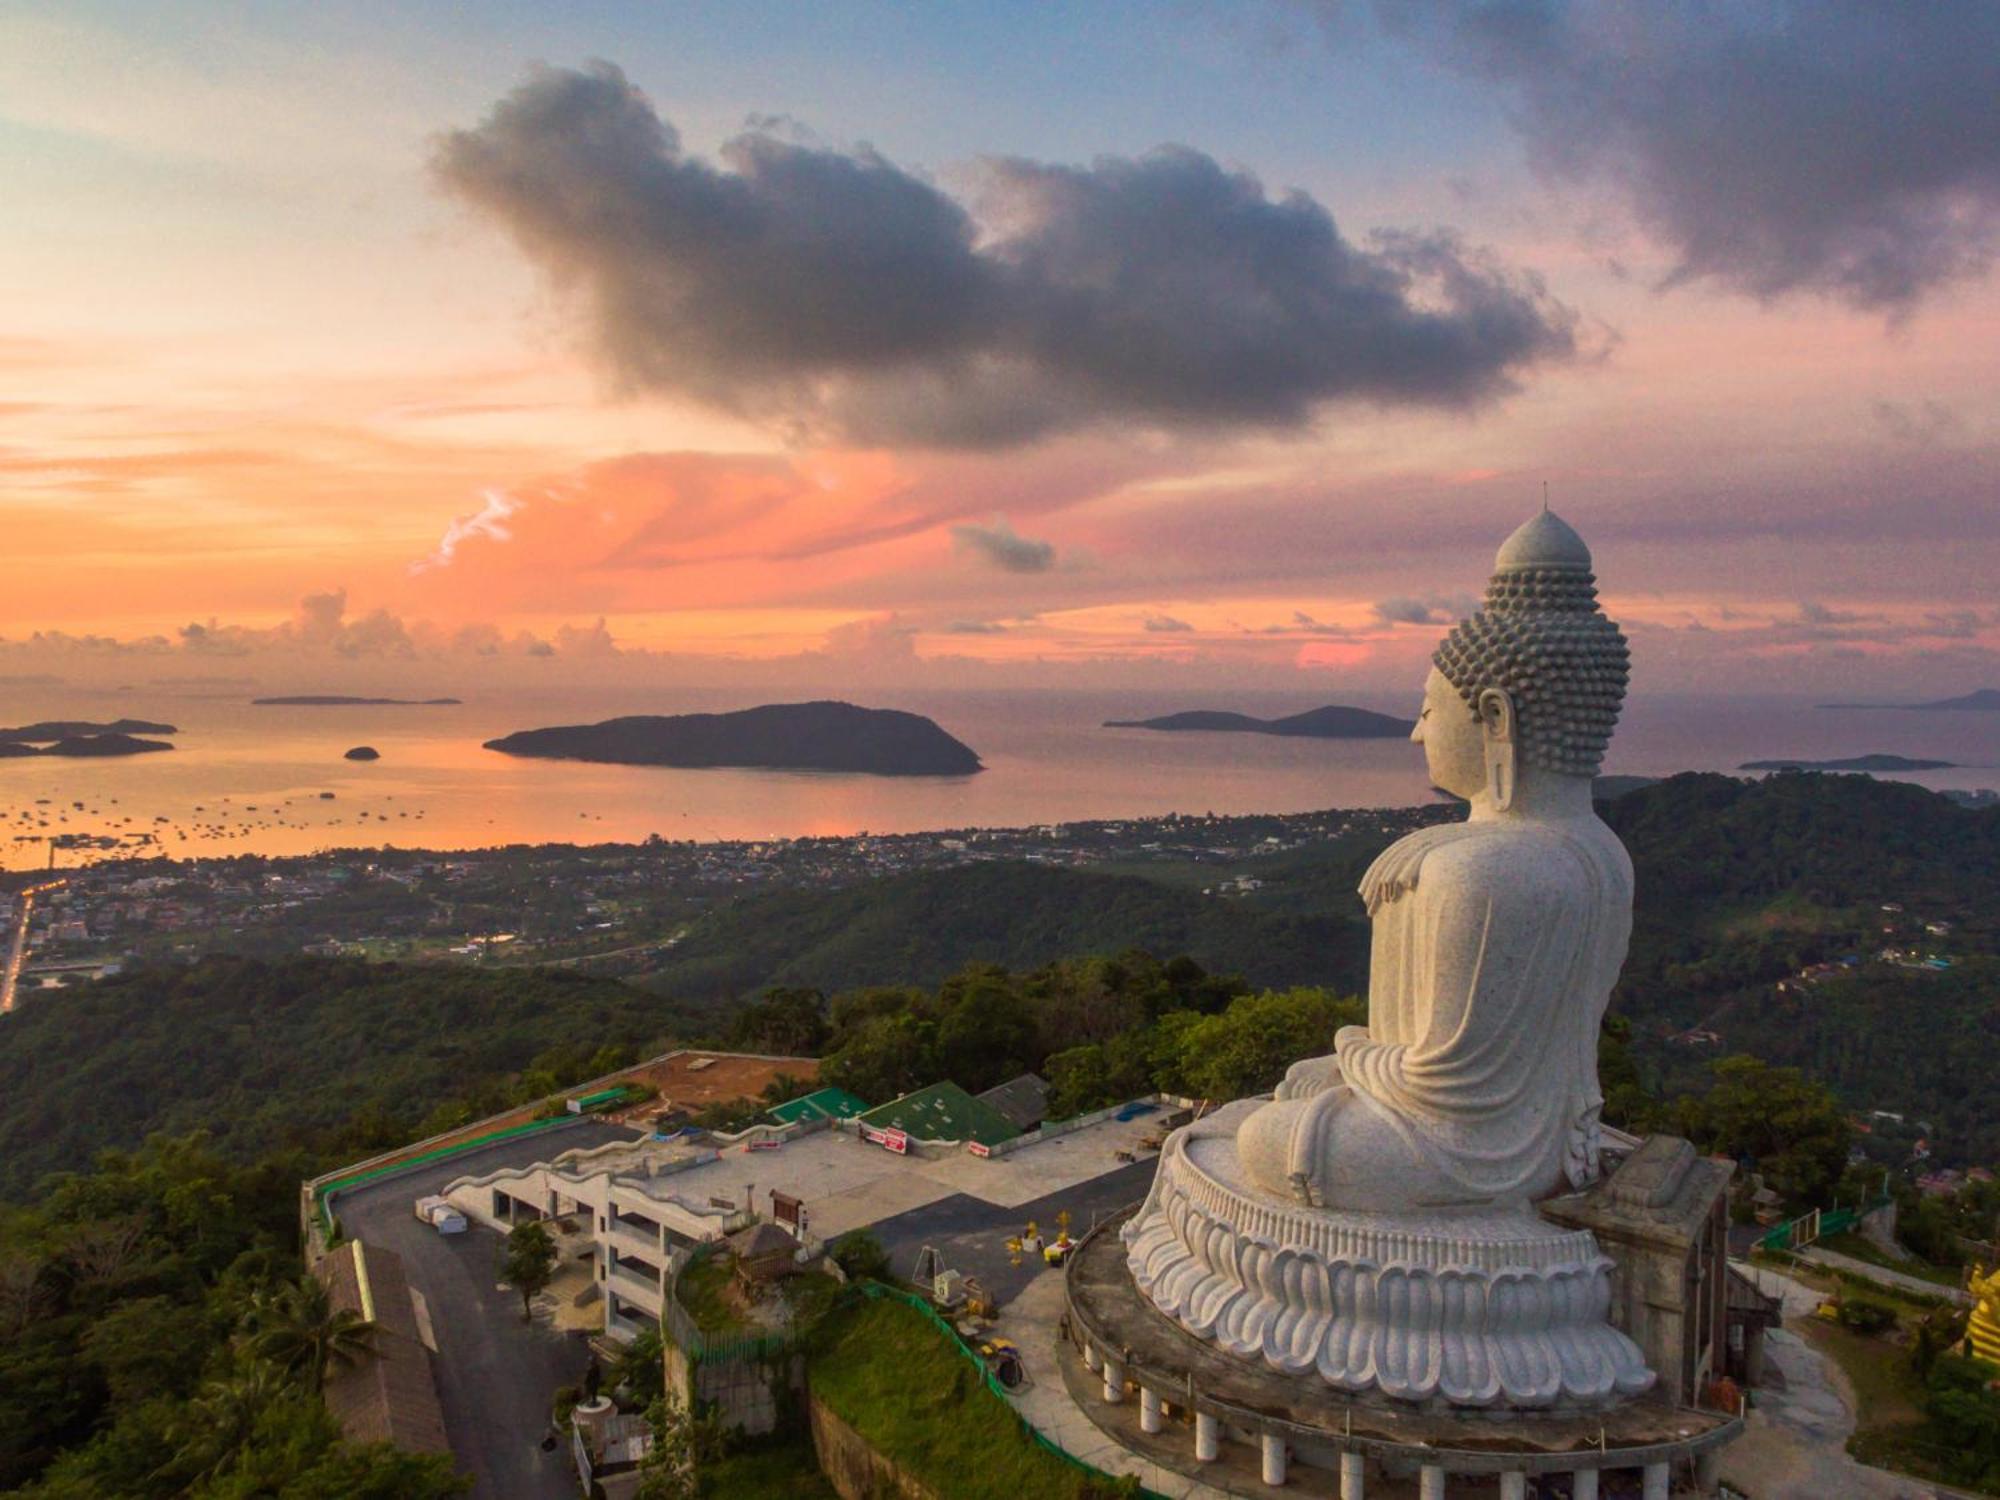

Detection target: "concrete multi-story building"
[441, 1134, 770, 1342]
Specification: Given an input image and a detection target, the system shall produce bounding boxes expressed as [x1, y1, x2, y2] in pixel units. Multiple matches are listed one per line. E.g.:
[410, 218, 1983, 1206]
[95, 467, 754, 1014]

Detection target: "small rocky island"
[0, 720, 177, 758]
[483, 701, 982, 776]
[0, 718, 177, 739]
[1104, 704, 1414, 738]
[254, 695, 460, 706]
[343, 746, 381, 762]
[0, 733, 174, 759]
[1741, 753, 1954, 771]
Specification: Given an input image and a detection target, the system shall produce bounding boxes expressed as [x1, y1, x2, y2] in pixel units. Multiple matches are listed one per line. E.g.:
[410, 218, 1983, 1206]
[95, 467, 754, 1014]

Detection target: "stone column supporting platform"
[1259, 1434, 1286, 1486]
[1065, 1208, 1744, 1497]
[1418, 1464, 1445, 1500]
[1643, 1460, 1669, 1499]
[1103, 1355, 1125, 1403]
[1195, 1413, 1221, 1463]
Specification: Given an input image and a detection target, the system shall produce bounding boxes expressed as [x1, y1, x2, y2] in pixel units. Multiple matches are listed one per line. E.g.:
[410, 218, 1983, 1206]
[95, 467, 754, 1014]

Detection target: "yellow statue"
[1965, 1265, 2000, 1363]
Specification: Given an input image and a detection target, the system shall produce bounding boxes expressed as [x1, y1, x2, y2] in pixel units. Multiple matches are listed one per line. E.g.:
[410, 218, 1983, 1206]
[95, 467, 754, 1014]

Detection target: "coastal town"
[0, 802, 1440, 999]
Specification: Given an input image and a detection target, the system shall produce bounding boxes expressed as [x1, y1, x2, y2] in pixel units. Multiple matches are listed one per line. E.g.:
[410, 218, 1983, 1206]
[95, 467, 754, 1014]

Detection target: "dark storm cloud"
[434, 63, 1577, 447]
[951, 517, 1057, 573]
[1370, 1, 2000, 312]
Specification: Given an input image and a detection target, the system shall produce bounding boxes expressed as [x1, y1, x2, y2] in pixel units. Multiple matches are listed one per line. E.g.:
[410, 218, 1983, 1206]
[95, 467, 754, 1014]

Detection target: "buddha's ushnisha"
[1236, 509, 1633, 1211]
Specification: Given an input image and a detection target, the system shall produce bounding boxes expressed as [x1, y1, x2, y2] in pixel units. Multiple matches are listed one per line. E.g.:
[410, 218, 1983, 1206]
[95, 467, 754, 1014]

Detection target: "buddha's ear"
[1475, 686, 1515, 744]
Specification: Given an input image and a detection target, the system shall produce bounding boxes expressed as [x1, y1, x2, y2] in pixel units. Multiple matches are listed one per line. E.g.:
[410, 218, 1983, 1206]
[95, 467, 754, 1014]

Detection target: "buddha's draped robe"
[1329, 817, 1632, 1203]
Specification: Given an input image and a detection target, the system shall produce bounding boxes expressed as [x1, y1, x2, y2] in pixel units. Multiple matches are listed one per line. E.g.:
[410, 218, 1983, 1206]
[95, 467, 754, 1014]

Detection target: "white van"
[413, 1194, 467, 1234]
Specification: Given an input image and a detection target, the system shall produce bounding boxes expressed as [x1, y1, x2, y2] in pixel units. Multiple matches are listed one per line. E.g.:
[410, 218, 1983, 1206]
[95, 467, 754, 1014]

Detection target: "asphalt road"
[869, 1156, 1158, 1308]
[335, 1120, 641, 1500]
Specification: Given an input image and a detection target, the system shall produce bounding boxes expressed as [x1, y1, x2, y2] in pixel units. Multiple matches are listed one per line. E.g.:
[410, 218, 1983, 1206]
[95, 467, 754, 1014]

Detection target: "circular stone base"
[1067, 1208, 1741, 1483]
[1121, 1106, 1653, 1408]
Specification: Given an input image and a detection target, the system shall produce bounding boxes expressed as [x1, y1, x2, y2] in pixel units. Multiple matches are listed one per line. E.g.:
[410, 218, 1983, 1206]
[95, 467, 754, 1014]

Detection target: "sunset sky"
[5, 1, 1998, 700]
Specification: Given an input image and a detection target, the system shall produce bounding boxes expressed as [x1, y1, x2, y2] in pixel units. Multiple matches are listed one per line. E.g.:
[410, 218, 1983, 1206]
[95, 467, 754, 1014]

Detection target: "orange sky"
[4, 5, 1998, 701]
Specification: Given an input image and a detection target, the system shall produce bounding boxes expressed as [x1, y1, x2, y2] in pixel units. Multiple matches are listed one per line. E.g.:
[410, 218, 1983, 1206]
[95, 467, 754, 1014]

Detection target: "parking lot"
[331, 1105, 1167, 1494]
[334, 1120, 641, 1500]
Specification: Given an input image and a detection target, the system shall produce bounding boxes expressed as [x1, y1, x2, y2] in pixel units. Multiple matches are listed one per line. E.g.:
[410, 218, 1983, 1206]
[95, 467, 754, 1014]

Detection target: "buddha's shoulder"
[1362, 819, 1626, 910]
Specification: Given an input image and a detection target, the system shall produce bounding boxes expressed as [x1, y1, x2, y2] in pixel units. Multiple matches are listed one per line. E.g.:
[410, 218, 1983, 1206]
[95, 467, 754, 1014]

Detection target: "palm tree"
[164, 1359, 292, 1485]
[245, 1275, 376, 1395]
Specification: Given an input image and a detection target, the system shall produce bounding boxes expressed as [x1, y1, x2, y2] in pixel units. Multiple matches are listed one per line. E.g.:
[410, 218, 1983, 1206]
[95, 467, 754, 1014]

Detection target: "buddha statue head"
[1416, 509, 1629, 812]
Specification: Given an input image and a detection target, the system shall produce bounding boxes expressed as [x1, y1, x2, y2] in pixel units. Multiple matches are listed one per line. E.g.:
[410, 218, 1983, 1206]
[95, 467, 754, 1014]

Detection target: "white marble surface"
[1125, 1103, 1655, 1408]
[1124, 513, 1658, 1409]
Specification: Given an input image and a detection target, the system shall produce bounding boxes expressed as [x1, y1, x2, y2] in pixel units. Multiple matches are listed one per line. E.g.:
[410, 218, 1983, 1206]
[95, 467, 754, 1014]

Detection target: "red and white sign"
[966, 1141, 991, 1158]
[746, 1139, 780, 1152]
[861, 1124, 909, 1155]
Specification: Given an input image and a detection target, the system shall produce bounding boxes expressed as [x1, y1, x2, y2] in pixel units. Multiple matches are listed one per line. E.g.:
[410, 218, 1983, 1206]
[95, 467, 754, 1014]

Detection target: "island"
[1103, 704, 1415, 738]
[1819, 688, 2000, 711]
[1740, 754, 1955, 771]
[343, 746, 381, 762]
[483, 701, 983, 777]
[0, 733, 174, 759]
[0, 718, 177, 740]
[253, 696, 460, 706]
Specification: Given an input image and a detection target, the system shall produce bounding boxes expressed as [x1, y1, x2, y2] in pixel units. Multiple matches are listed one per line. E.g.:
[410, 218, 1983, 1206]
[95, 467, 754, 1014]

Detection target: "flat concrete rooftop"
[630, 1109, 1170, 1240]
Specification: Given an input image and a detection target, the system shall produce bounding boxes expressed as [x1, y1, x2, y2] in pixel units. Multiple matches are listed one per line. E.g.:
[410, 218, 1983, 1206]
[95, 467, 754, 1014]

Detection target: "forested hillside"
[1597, 773, 2000, 1156]
[0, 958, 696, 1197]
[4, 770, 1998, 1197]
[640, 859, 1373, 1003]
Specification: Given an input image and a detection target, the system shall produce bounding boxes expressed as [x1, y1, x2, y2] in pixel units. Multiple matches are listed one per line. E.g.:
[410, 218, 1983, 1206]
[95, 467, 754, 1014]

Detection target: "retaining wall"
[807, 1393, 937, 1500]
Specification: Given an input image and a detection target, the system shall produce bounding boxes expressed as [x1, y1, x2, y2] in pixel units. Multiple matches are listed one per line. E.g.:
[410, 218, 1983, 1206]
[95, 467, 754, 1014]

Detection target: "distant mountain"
[484, 700, 983, 777]
[253, 695, 460, 706]
[0, 733, 173, 758]
[1819, 688, 2000, 711]
[1740, 754, 1955, 771]
[1104, 705, 1415, 738]
[0, 718, 176, 741]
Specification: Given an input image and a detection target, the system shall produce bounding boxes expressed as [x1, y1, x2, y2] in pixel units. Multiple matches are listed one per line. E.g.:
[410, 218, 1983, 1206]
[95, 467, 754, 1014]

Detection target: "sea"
[3, 684, 1998, 871]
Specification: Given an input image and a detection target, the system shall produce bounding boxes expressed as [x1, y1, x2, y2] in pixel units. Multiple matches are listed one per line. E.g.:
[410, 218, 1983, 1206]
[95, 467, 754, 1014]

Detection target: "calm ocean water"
[3, 684, 1998, 870]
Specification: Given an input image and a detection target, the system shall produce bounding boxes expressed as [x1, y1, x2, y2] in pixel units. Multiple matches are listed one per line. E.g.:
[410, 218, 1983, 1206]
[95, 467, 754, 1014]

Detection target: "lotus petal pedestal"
[1122, 1102, 1655, 1410]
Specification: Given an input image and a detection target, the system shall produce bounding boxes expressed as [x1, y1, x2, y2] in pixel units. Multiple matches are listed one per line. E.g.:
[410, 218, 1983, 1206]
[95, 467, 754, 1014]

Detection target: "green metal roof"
[766, 1086, 870, 1126]
[856, 1081, 1021, 1148]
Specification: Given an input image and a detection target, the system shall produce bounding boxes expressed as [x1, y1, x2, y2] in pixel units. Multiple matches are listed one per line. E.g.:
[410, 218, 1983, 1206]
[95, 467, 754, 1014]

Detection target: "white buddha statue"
[1122, 511, 1653, 1409]
[1236, 508, 1632, 1213]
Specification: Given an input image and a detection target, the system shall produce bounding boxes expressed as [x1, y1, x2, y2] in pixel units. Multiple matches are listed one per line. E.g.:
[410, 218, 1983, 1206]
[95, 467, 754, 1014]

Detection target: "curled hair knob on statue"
[1432, 508, 1630, 783]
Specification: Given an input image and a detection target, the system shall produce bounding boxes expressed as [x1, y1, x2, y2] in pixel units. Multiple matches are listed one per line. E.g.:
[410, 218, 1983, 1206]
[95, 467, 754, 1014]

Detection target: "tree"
[632, 1394, 722, 1500]
[246, 1276, 376, 1396]
[1153, 988, 1363, 1102]
[610, 1327, 666, 1407]
[829, 1230, 890, 1283]
[729, 988, 829, 1055]
[1669, 1055, 1851, 1208]
[502, 1221, 558, 1322]
[169, 1362, 292, 1485]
